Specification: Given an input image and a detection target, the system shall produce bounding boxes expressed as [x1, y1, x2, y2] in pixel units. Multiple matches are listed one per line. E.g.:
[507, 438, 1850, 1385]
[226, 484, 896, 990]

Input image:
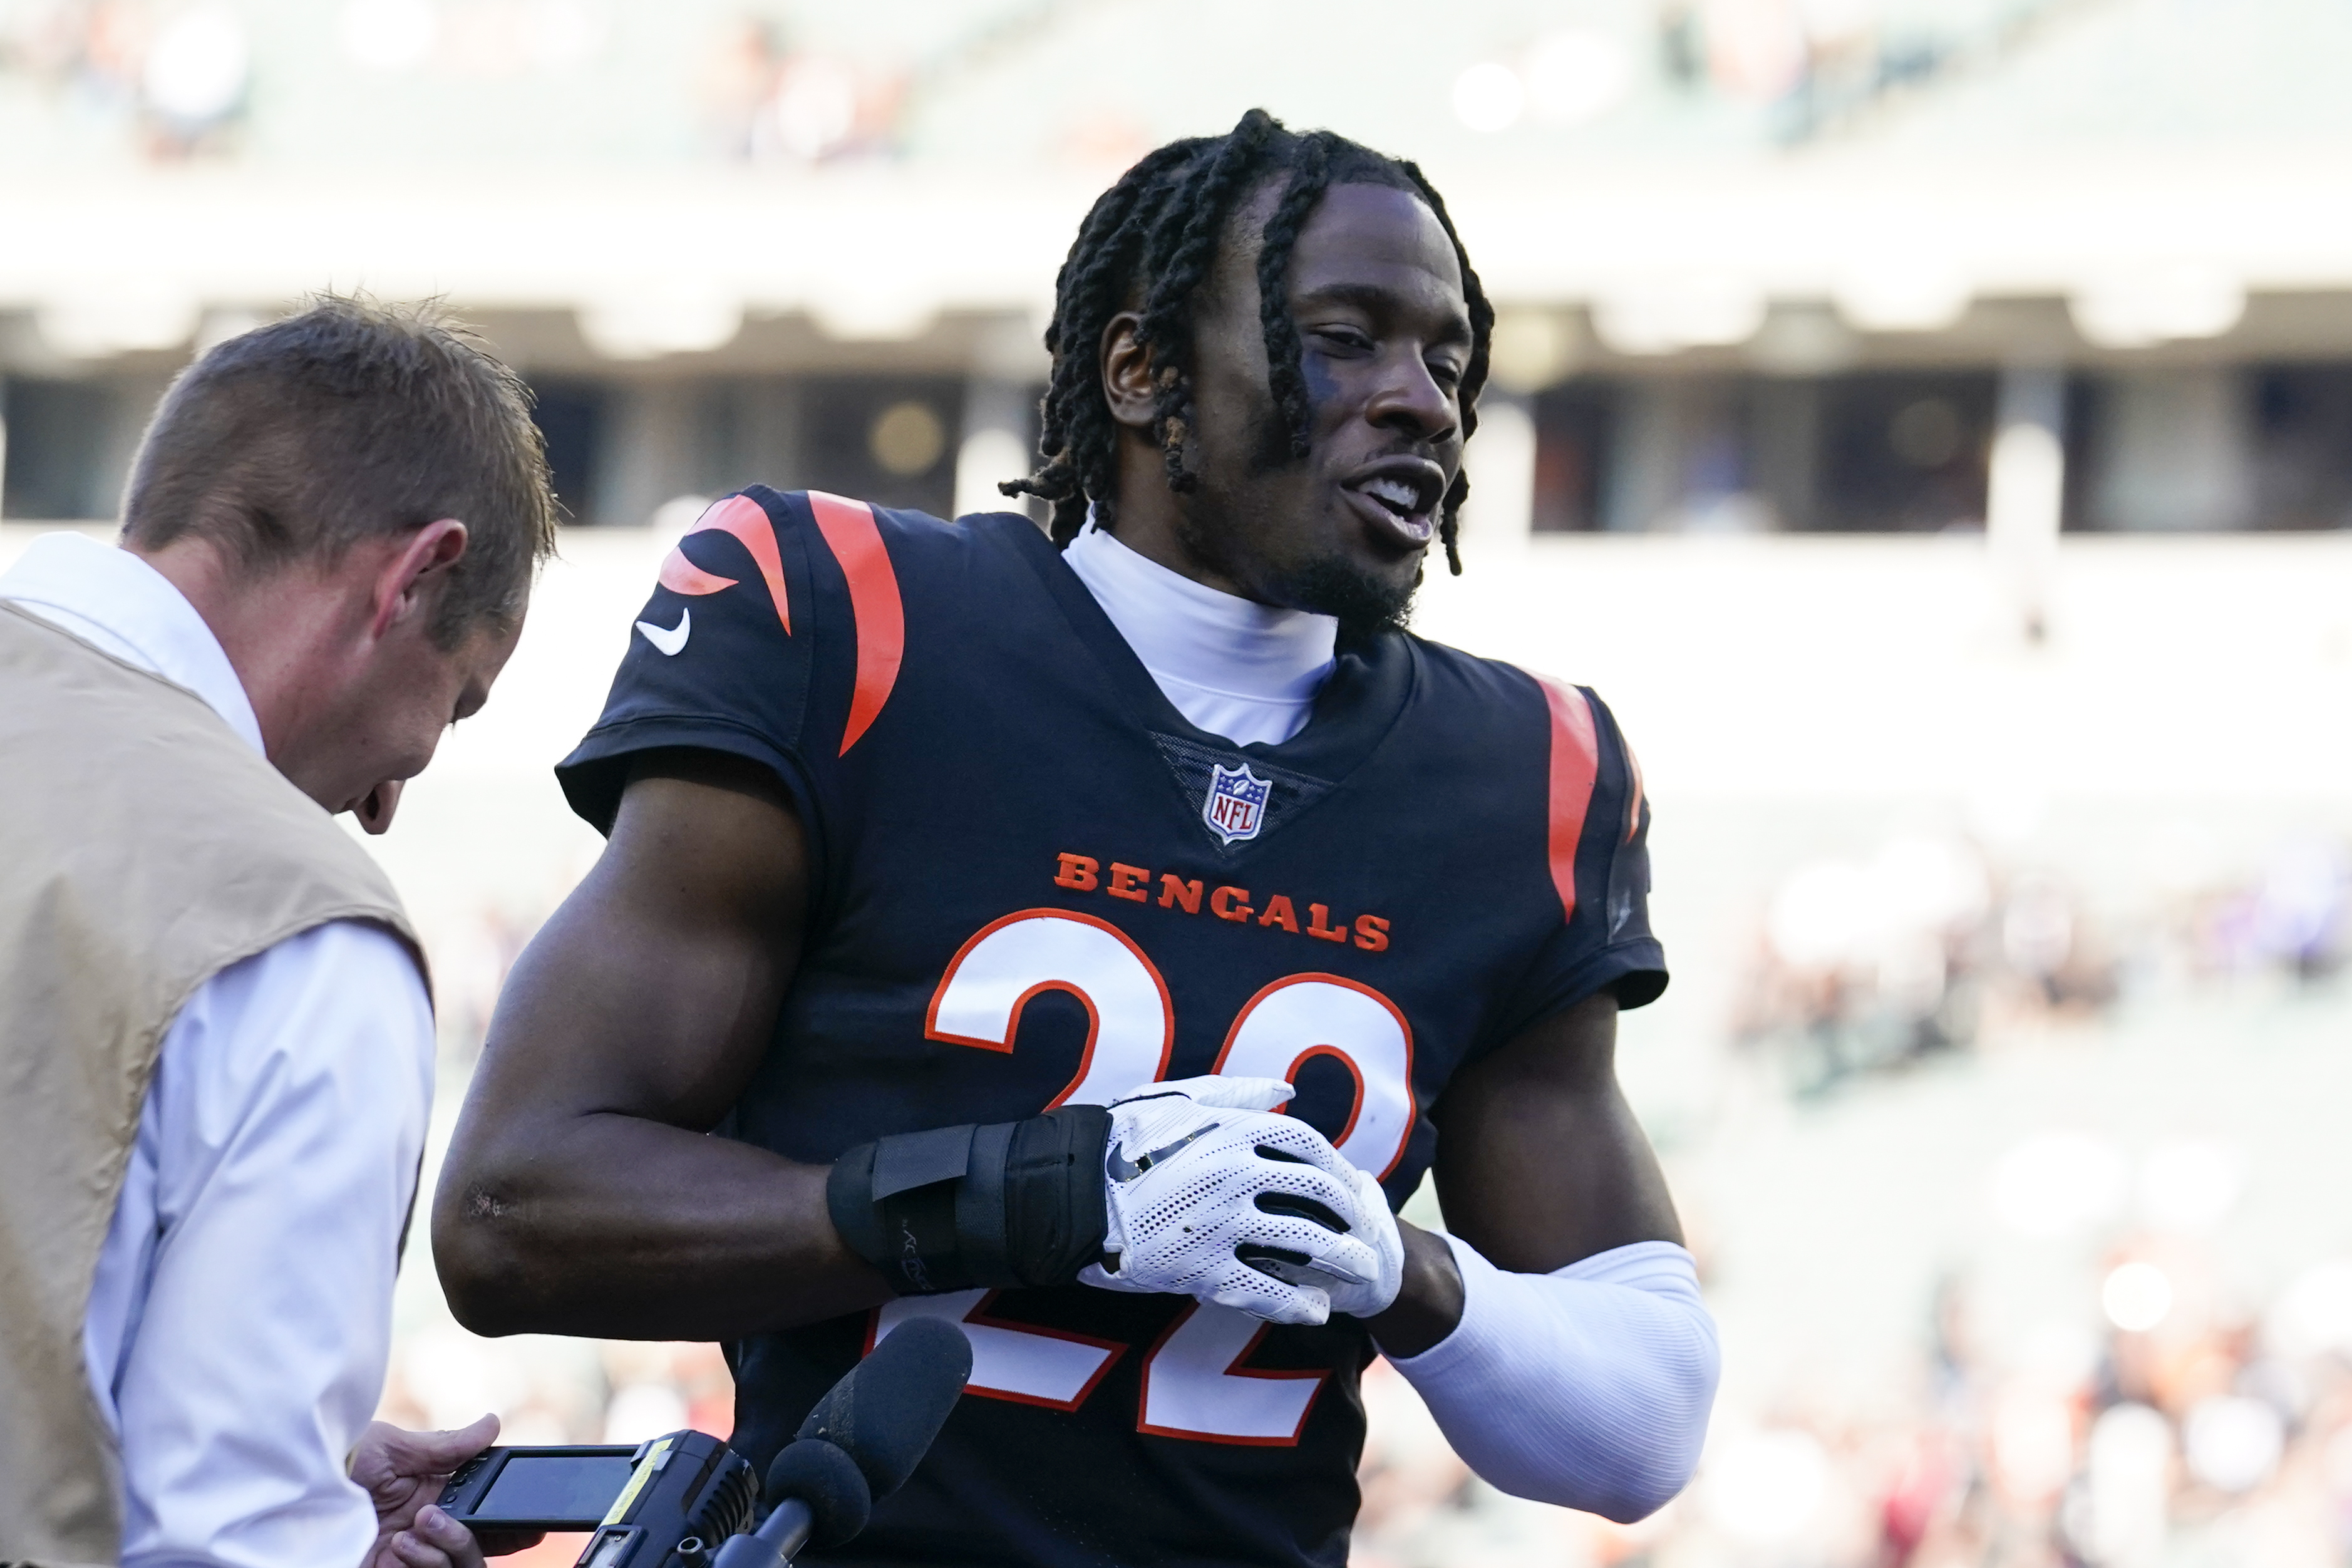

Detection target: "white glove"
[1079, 1075, 1396, 1327]
[1321, 1161, 1405, 1319]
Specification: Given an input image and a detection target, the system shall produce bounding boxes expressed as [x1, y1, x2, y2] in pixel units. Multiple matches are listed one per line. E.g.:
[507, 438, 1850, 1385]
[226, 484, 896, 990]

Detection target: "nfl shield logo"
[1204, 761, 1271, 845]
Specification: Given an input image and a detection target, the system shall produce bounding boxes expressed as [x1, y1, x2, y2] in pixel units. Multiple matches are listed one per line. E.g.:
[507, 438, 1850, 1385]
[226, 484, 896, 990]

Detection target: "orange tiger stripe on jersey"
[1537, 676, 1600, 924]
[658, 493, 792, 634]
[807, 491, 905, 755]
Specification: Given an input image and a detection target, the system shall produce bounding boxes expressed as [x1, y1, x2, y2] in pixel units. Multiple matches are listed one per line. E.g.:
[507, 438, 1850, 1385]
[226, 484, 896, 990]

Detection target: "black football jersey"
[556, 487, 1666, 1568]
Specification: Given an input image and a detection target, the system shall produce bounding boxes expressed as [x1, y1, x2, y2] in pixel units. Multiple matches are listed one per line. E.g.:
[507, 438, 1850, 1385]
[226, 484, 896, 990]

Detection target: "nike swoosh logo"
[1107, 1125, 1215, 1182]
[636, 607, 690, 656]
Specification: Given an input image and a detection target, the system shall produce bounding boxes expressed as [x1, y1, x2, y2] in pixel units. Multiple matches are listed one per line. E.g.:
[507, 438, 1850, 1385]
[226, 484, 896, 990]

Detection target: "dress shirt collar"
[0, 532, 266, 754]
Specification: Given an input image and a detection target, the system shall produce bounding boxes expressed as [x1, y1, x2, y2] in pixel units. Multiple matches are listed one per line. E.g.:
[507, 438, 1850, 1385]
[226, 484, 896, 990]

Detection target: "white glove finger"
[1240, 1120, 1358, 1180]
[1177, 1075, 1296, 1112]
[1251, 1256, 1334, 1293]
[1110, 1074, 1295, 1112]
[1235, 1217, 1385, 1284]
[1252, 1251, 1373, 1292]
[1327, 1165, 1406, 1318]
[1108, 1087, 1208, 1132]
[1110, 1081, 1194, 1113]
[1296, 1249, 1376, 1290]
[1211, 1274, 1330, 1326]
[1359, 1169, 1406, 1260]
[1323, 1282, 1389, 1320]
[1112, 1109, 1338, 1194]
[1291, 1231, 1386, 1290]
[1241, 1165, 1369, 1231]
[1238, 1185, 1363, 1244]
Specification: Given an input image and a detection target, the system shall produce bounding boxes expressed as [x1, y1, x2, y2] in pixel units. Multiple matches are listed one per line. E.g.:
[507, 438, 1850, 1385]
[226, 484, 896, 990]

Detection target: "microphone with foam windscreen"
[711, 1318, 973, 1568]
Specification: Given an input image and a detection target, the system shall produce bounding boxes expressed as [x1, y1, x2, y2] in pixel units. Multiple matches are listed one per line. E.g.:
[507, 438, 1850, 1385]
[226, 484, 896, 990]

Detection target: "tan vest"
[0, 601, 422, 1567]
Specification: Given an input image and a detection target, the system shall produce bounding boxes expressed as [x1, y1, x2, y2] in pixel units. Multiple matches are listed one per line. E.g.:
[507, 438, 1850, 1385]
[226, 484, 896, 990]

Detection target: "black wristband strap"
[828, 1105, 1112, 1296]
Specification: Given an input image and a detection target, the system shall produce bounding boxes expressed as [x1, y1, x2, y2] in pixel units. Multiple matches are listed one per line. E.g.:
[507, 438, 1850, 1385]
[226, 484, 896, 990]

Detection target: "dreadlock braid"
[1009, 137, 1207, 541]
[1004, 110, 1497, 576]
[1253, 131, 1337, 462]
[1137, 108, 1279, 496]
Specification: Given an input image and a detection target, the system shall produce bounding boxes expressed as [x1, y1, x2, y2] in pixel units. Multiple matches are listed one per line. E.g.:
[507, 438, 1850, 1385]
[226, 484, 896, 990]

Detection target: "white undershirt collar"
[1061, 522, 1337, 748]
[0, 531, 266, 754]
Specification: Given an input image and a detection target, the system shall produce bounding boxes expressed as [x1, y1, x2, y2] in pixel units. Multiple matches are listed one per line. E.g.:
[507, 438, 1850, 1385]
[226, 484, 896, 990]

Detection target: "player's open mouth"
[1342, 460, 1443, 549]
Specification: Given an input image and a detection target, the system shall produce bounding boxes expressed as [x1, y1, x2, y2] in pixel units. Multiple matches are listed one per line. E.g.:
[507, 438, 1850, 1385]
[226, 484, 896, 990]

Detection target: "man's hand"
[1080, 1075, 1400, 1326]
[351, 1414, 545, 1567]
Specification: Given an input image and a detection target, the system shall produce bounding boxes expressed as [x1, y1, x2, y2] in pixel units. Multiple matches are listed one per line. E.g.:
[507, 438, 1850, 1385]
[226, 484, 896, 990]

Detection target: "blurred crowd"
[387, 815, 2352, 1567]
[1652, 0, 2090, 144]
[1354, 1141, 2352, 1568]
[1, 0, 2122, 171]
[1, 0, 252, 153]
[1616, 1247, 2352, 1568]
[1733, 828, 2349, 1098]
[692, 14, 900, 167]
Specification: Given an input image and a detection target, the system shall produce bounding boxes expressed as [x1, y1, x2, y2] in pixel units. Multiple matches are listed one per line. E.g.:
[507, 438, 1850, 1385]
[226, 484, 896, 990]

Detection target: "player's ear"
[1098, 312, 1159, 433]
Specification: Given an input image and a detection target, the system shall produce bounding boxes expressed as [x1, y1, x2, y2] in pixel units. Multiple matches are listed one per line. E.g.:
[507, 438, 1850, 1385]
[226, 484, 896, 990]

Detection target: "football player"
[436, 110, 1718, 1565]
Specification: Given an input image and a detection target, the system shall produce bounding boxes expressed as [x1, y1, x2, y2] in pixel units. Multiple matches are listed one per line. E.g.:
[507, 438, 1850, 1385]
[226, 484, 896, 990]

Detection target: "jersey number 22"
[867, 908, 1415, 1446]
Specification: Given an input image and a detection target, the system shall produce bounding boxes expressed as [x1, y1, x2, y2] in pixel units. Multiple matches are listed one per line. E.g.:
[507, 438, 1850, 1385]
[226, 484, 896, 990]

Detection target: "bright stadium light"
[37, 291, 200, 359]
[808, 282, 938, 343]
[143, 4, 249, 123]
[2138, 1139, 2245, 1234]
[1989, 1132, 2128, 1239]
[2272, 1260, 2352, 1357]
[2182, 1396, 2283, 1493]
[341, 0, 438, 71]
[525, 0, 601, 71]
[578, 292, 744, 359]
[773, 56, 859, 161]
[954, 426, 1031, 520]
[1523, 31, 1631, 125]
[1990, 1384, 2078, 1504]
[1452, 62, 1525, 134]
[1704, 1430, 1828, 1544]
[1593, 276, 1767, 354]
[2102, 1262, 2174, 1333]
[2085, 1404, 2171, 1567]
[1835, 263, 1974, 334]
[2072, 265, 2247, 349]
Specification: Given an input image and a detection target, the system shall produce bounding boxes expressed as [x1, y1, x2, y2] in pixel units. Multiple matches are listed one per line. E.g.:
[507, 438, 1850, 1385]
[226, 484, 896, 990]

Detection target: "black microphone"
[711, 1319, 973, 1567]
[792, 1316, 974, 1502]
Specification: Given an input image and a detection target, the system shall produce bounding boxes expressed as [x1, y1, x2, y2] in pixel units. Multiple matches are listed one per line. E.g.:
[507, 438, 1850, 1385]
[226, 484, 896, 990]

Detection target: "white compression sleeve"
[1386, 1234, 1720, 1522]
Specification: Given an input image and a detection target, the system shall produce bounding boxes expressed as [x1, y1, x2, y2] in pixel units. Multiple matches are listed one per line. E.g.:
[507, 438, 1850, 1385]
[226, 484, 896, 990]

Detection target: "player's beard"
[1177, 416, 1420, 641]
[1172, 498, 1418, 642]
[1280, 554, 1416, 641]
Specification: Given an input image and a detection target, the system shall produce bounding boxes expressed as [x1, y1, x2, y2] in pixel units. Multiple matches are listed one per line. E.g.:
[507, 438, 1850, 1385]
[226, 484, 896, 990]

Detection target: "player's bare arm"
[435, 751, 889, 1339]
[1368, 991, 1681, 1356]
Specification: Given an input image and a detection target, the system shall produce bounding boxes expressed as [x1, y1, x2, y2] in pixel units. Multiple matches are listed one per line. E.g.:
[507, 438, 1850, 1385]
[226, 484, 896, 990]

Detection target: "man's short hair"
[121, 295, 557, 646]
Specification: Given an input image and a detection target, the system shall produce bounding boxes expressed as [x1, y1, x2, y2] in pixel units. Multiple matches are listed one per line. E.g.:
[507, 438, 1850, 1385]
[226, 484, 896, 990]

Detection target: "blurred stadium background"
[12, 0, 2352, 1563]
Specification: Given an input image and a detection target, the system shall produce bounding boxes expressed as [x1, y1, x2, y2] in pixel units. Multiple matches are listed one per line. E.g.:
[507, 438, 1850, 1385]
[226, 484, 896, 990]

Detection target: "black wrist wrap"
[827, 1105, 1112, 1296]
